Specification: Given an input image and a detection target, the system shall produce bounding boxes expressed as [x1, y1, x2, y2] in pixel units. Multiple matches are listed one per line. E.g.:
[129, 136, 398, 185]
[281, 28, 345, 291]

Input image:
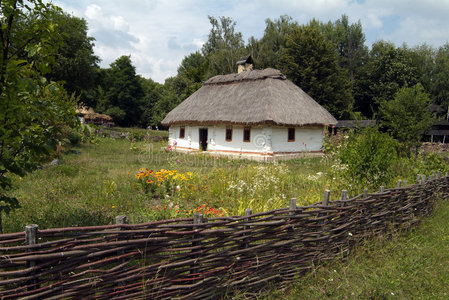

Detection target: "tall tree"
[248, 15, 297, 70]
[139, 76, 163, 127]
[357, 41, 418, 117]
[202, 16, 245, 76]
[281, 24, 354, 118]
[45, 11, 99, 106]
[0, 0, 78, 225]
[380, 84, 434, 151]
[97, 55, 144, 126]
[320, 15, 368, 81]
[432, 43, 449, 110]
[408, 44, 435, 94]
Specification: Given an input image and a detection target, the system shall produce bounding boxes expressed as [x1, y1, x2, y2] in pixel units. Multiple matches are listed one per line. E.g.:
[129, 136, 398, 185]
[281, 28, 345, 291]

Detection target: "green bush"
[336, 127, 399, 189]
[67, 129, 82, 145]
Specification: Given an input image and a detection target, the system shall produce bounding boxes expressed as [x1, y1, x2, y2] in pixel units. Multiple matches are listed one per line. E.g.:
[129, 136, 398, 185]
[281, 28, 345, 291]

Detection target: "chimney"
[236, 55, 254, 74]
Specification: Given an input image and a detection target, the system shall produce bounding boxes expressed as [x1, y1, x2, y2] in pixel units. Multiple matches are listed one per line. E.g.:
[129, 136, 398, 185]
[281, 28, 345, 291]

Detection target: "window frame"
[225, 126, 233, 142]
[243, 127, 251, 142]
[179, 126, 185, 139]
[288, 127, 295, 142]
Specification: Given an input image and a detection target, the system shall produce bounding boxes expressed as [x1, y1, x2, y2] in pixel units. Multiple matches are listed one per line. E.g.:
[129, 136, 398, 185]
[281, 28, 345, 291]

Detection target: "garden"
[2, 127, 448, 233]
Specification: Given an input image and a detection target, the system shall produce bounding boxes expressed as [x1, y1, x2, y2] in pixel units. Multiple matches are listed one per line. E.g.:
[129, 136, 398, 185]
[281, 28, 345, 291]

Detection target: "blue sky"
[54, 0, 449, 83]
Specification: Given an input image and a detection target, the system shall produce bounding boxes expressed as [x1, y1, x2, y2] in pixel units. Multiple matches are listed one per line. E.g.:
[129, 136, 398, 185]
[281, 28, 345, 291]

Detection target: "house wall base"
[171, 146, 324, 161]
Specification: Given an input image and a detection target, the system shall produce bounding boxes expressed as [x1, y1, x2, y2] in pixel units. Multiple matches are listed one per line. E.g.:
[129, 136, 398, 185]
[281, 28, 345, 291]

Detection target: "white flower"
[348, 232, 353, 236]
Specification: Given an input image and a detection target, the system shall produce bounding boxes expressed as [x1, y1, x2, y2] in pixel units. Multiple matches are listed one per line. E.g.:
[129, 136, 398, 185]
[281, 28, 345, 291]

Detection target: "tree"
[432, 43, 449, 110]
[380, 84, 434, 151]
[202, 16, 246, 76]
[358, 41, 418, 117]
[45, 11, 99, 106]
[97, 55, 144, 126]
[320, 15, 369, 81]
[139, 76, 163, 127]
[149, 77, 183, 126]
[248, 15, 297, 70]
[281, 24, 354, 118]
[0, 0, 78, 228]
[408, 44, 435, 94]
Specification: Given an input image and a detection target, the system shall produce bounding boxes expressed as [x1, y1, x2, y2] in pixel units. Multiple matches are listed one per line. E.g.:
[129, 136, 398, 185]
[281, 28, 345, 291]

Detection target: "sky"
[53, 0, 449, 83]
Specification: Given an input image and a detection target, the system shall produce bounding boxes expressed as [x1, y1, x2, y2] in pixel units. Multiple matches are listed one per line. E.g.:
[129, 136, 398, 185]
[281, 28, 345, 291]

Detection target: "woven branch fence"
[0, 173, 448, 299]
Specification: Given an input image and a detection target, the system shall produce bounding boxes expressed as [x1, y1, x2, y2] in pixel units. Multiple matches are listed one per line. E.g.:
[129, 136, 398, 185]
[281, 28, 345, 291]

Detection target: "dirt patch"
[420, 142, 449, 154]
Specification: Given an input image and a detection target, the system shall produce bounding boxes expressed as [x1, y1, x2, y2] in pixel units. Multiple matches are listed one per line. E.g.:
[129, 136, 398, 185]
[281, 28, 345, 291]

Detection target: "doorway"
[199, 128, 208, 151]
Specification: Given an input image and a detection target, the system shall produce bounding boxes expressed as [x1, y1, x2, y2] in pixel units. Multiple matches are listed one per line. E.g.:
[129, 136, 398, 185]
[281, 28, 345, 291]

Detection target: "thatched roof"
[83, 113, 113, 122]
[161, 68, 337, 127]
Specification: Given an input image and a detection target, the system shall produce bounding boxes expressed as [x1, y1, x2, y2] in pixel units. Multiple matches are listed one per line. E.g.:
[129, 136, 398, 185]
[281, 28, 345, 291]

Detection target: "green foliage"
[263, 200, 449, 300]
[380, 84, 435, 149]
[336, 128, 399, 188]
[319, 15, 369, 80]
[97, 55, 144, 126]
[202, 16, 246, 77]
[357, 41, 419, 117]
[432, 43, 449, 109]
[281, 24, 354, 118]
[44, 10, 99, 106]
[0, 0, 79, 217]
[248, 15, 297, 70]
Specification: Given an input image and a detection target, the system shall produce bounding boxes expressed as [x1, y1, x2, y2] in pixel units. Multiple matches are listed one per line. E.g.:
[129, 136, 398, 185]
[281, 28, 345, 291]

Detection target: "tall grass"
[260, 199, 449, 299]
[3, 128, 448, 233]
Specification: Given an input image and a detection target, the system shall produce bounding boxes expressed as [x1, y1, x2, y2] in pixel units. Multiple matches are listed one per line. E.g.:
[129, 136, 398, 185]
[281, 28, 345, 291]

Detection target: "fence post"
[322, 190, 330, 206]
[422, 175, 426, 183]
[397, 180, 402, 188]
[25, 224, 38, 291]
[380, 186, 385, 192]
[115, 215, 127, 225]
[243, 208, 252, 249]
[191, 213, 203, 275]
[289, 198, 297, 215]
[341, 190, 348, 207]
[115, 216, 127, 264]
[417, 174, 421, 184]
[288, 198, 297, 232]
[320, 190, 330, 225]
[363, 188, 368, 198]
[403, 180, 408, 187]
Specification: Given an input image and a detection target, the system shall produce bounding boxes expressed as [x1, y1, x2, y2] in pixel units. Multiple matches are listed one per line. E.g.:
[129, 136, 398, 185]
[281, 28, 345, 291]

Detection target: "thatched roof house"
[162, 59, 337, 159]
[76, 107, 114, 127]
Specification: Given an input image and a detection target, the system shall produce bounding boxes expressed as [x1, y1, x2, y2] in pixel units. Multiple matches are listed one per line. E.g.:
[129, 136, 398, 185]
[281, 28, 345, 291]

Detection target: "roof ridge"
[204, 68, 286, 85]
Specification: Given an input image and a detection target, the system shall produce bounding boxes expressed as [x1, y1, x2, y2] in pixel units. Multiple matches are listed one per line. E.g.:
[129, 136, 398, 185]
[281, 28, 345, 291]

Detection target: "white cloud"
[51, 0, 449, 83]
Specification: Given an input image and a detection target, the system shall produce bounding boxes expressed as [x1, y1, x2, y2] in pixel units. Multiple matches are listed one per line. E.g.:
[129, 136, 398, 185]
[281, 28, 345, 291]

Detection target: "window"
[288, 128, 295, 142]
[179, 127, 185, 139]
[243, 127, 251, 142]
[225, 126, 233, 141]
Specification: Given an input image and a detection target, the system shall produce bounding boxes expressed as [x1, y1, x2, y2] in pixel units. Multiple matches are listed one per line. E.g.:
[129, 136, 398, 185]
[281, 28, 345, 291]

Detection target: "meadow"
[261, 199, 449, 299]
[3, 128, 448, 233]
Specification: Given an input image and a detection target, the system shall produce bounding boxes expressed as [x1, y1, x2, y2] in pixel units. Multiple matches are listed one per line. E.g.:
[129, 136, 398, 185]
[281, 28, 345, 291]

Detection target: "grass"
[3, 128, 447, 234]
[4, 133, 332, 232]
[259, 199, 449, 299]
[3, 127, 449, 298]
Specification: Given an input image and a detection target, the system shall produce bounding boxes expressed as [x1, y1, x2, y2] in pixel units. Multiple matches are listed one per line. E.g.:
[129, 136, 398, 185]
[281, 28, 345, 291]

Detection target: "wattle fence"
[0, 174, 447, 299]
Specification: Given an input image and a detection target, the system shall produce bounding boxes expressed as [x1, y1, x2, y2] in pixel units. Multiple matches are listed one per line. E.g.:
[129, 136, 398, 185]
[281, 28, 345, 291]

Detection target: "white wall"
[271, 126, 324, 152]
[209, 125, 271, 154]
[169, 125, 324, 154]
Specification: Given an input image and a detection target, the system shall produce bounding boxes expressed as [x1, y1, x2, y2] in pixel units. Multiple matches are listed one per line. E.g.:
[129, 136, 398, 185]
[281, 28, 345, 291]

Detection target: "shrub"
[67, 129, 82, 145]
[336, 127, 399, 189]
